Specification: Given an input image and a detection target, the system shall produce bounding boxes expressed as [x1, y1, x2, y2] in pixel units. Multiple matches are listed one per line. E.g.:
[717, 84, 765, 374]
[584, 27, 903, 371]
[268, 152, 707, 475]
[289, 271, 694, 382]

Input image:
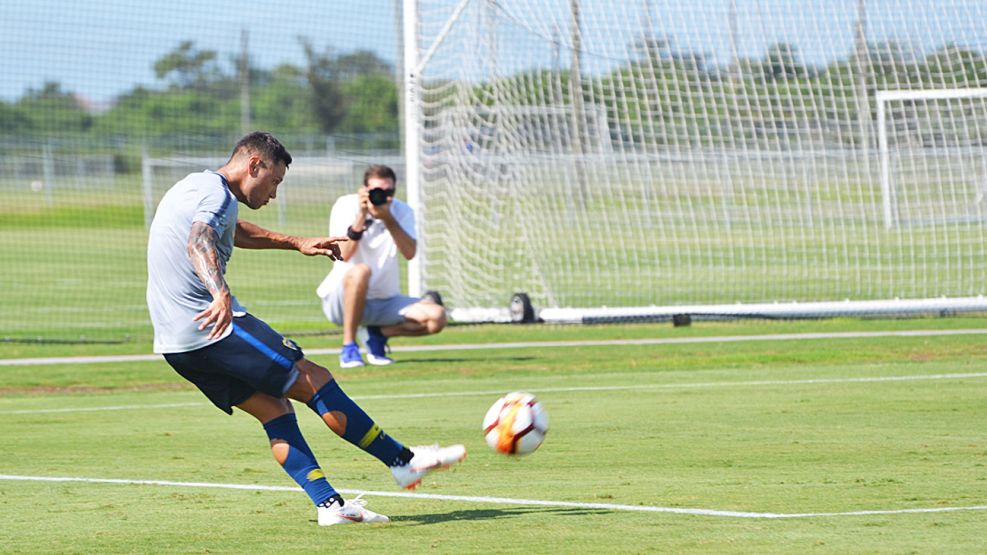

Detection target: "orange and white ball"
[482, 392, 549, 455]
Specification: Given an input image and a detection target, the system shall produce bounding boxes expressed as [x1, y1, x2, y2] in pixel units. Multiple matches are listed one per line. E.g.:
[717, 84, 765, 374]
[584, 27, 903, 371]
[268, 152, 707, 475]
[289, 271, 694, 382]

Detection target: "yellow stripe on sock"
[358, 423, 382, 449]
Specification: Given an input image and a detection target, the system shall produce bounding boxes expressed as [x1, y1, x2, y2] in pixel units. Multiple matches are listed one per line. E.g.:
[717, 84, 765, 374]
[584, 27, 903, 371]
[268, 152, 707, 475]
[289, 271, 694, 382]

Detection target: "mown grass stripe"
[3, 371, 986, 415]
[4, 328, 987, 367]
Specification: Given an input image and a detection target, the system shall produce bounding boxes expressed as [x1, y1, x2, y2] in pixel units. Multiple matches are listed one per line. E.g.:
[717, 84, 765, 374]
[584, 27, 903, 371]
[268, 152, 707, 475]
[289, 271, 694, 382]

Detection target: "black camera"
[368, 188, 393, 206]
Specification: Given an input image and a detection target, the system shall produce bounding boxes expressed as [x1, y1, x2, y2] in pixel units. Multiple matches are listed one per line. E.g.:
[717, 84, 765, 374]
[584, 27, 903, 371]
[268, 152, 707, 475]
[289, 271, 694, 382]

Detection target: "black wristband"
[346, 225, 364, 240]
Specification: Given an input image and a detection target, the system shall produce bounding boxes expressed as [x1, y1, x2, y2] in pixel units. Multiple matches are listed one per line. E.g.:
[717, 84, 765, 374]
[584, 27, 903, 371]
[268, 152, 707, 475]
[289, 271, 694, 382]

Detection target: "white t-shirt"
[146, 170, 247, 353]
[316, 193, 416, 301]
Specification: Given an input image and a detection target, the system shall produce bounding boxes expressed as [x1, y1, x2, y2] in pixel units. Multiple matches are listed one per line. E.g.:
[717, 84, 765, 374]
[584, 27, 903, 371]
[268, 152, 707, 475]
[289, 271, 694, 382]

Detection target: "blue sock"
[307, 380, 407, 467]
[263, 413, 338, 506]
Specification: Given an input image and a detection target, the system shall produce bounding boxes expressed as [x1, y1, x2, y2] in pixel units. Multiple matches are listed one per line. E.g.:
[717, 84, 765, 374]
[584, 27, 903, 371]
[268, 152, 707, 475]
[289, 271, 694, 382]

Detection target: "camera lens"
[369, 188, 390, 206]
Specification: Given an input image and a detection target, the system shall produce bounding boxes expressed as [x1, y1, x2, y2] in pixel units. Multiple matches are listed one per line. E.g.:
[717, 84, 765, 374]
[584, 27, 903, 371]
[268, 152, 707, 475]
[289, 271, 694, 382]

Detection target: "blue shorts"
[163, 314, 303, 414]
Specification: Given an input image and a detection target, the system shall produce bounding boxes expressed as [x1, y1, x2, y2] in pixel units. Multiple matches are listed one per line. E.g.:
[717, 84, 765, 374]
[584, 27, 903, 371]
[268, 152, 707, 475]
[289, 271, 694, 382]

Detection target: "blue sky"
[2, 1, 985, 104]
[0, 0, 400, 103]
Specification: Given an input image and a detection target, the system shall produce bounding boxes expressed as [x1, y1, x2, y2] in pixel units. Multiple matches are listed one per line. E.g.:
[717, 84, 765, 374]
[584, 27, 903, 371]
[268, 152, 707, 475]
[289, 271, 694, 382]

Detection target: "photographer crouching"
[316, 164, 447, 367]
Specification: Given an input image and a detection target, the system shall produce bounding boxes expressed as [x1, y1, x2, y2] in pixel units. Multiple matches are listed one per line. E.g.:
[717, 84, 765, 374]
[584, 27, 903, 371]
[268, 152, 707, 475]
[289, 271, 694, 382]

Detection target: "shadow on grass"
[391, 505, 610, 525]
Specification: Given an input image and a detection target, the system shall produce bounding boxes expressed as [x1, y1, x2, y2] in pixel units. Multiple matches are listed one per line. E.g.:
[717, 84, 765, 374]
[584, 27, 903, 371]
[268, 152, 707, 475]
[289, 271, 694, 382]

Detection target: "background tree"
[16, 82, 92, 135]
[154, 41, 222, 90]
[0, 101, 33, 135]
[252, 64, 321, 134]
[922, 44, 987, 87]
[338, 73, 398, 134]
[763, 43, 807, 80]
[297, 40, 397, 135]
[300, 38, 347, 134]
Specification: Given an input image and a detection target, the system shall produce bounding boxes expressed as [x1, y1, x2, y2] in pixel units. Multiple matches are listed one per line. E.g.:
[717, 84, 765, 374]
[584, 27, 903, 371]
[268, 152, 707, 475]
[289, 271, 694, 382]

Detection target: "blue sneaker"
[339, 342, 365, 368]
[358, 326, 393, 366]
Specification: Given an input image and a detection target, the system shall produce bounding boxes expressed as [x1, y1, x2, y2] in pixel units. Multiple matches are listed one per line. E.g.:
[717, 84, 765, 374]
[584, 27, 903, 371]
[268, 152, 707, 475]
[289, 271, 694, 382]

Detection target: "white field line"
[0, 474, 984, 520]
[3, 371, 986, 415]
[4, 327, 987, 367]
[2, 402, 206, 415]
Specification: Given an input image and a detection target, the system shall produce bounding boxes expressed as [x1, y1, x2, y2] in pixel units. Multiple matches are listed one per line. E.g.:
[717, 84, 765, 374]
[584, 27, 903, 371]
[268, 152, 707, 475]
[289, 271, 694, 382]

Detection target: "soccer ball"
[482, 392, 549, 455]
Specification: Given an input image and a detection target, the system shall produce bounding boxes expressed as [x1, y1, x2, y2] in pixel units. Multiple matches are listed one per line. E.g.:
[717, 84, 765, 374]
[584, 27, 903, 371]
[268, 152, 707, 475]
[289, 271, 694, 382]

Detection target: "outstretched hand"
[296, 236, 348, 261]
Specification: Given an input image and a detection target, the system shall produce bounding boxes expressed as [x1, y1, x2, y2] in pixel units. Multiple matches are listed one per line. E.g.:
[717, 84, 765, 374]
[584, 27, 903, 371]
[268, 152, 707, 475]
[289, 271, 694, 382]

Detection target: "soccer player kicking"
[146, 132, 465, 526]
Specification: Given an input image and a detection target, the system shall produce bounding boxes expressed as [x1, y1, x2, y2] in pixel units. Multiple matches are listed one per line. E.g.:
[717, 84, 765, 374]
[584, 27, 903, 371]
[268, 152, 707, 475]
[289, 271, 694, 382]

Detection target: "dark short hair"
[231, 132, 292, 169]
[363, 164, 397, 187]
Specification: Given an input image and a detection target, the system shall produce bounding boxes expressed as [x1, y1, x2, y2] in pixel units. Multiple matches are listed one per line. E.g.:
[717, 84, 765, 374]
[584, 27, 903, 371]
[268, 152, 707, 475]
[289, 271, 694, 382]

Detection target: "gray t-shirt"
[146, 170, 246, 353]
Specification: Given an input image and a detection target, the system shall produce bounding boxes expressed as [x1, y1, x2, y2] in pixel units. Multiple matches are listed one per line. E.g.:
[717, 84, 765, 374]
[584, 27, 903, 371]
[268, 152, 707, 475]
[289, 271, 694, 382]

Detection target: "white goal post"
[877, 87, 987, 228]
[403, 0, 987, 323]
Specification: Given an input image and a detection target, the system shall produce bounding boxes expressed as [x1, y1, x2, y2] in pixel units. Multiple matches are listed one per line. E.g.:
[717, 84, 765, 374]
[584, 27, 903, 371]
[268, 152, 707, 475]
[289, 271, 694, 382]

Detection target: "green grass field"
[2, 319, 986, 553]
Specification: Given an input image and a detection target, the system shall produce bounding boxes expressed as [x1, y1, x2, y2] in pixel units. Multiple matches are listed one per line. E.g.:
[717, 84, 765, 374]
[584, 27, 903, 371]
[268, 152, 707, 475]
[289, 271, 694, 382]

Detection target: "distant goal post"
[877, 87, 987, 229]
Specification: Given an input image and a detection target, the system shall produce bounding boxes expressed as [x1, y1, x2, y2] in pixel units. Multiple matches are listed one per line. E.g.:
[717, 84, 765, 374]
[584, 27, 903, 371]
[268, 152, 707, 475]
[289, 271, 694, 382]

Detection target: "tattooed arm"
[187, 221, 233, 340]
[235, 220, 345, 260]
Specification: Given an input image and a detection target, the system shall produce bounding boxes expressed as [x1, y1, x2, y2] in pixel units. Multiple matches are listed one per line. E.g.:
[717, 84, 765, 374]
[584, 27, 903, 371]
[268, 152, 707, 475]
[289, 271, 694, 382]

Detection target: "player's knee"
[301, 359, 333, 381]
[289, 359, 333, 400]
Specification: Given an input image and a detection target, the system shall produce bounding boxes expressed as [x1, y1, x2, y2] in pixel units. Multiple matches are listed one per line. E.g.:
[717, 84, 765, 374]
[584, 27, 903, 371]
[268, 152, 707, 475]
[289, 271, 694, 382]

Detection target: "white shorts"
[321, 287, 419, 327]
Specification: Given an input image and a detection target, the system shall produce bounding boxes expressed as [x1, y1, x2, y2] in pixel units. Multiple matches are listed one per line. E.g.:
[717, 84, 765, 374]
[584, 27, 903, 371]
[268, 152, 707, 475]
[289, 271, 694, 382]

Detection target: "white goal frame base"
[452, 297, 987, 324]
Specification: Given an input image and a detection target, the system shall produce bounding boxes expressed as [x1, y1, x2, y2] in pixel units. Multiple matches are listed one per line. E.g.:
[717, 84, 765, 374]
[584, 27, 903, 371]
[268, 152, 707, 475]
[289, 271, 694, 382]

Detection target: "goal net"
[404, 0, 987, 322]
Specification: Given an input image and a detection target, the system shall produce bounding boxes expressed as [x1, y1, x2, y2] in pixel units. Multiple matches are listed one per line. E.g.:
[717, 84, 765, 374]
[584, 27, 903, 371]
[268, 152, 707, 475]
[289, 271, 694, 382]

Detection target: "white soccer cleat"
[365, 351, 394, 366]
[391, 444, 467, 489]
[317, 495, 390, 526]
